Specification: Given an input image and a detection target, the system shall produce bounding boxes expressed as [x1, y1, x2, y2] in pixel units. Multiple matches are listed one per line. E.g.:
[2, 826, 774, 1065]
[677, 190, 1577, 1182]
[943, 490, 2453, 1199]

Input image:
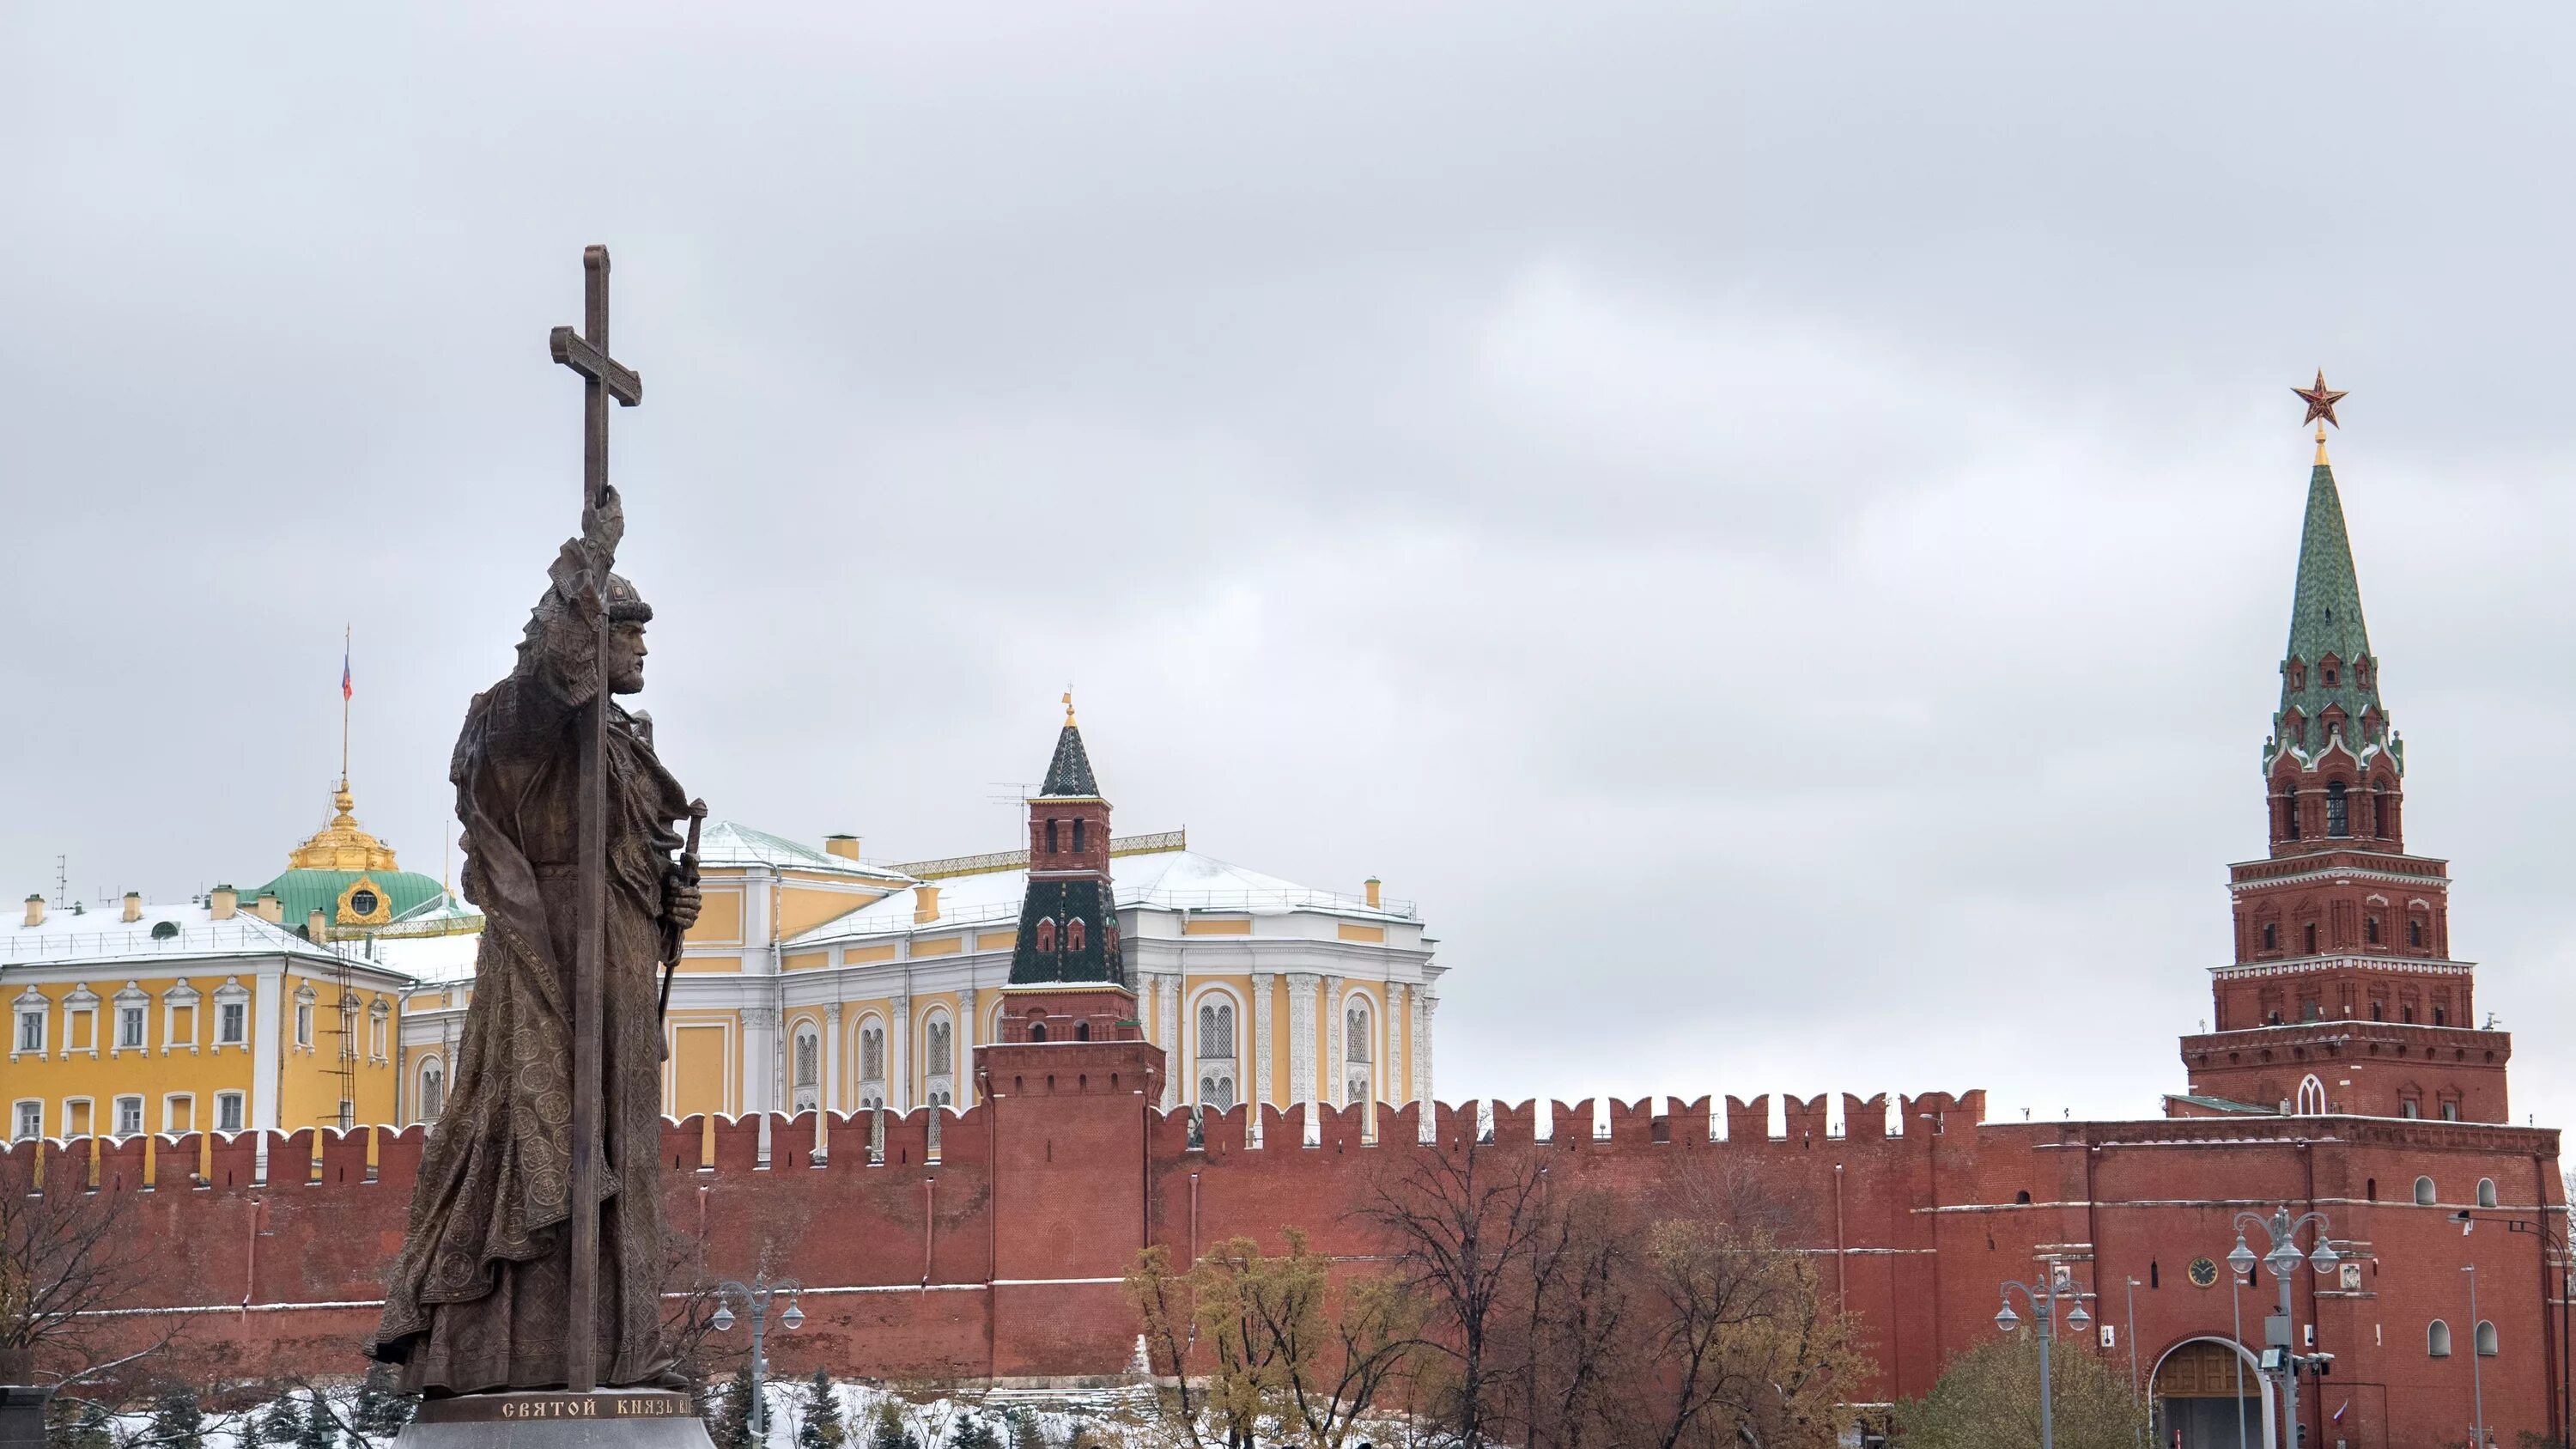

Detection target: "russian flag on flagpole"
[343, 641, 352, 700]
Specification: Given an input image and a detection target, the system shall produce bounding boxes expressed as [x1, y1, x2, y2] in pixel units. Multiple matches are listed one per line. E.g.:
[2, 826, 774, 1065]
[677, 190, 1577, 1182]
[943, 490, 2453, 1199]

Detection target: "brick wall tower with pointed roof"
[2176, 417, 2511, 1121]
[995, 697, 1142, 1044]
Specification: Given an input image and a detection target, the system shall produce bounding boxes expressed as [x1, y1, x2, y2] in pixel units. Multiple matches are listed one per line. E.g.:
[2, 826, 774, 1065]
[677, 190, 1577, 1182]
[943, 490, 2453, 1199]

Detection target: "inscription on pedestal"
[416, 1392, 693, 1423]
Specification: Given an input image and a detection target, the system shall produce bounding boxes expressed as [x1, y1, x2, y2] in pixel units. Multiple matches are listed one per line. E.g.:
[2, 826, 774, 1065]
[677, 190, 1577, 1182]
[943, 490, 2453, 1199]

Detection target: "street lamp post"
[2125, 1275, 2143, 1449]
[2229, 1259, 2251, 1449]
[2451, 1206, 2571, 1446]
[2229, 1208, 2341, 1449]
[1996, 1259, 2093, 1449]
[2464, 1263, 2485, 1448]
[711, 1272, 806, 1444]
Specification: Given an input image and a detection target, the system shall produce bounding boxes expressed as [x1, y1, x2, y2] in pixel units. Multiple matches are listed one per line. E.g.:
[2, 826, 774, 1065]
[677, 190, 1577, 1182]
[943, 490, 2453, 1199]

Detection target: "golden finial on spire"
[1062, 687, 1077, 727]
[2315, 421, 2330, 466]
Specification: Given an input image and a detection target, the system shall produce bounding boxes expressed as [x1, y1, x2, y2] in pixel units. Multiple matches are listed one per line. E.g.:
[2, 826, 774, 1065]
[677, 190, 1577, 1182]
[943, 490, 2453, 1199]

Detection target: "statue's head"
[522, 569, 653, 700]
[603, 576, 652, 695]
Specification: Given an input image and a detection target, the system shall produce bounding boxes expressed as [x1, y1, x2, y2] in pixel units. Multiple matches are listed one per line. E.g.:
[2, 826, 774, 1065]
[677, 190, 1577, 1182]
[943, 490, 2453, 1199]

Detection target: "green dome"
[240, 868, 456, 935]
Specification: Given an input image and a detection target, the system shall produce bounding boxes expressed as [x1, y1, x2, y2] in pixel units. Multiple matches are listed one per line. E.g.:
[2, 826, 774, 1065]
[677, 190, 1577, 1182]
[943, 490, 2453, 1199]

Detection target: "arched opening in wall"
[2478, 1178, 2498, 1208]
[791, 1021, 820, 1113]
[2372, 782, 2391, 838]
[1046, 819, 1060, 855]
[2148, 1339, 2261, 1446]
[2148, 1260, 2159, 1289]
[1194, 994, 1239, 1111]
[2415, 1176, 2437, 1206]
[923, 1012, 955, 1109]
[2409, 919, 2424, 948]
[2476, 1320, 2499, 1356]
[2304, 922, 2318, 954]
[2262, 922, 2278, 952]
[1345, 997, 1373, 1106]
[1036, 917, 1056, 953]
[1072, 818, 1085, 853]
[2294, 1075, 2327, 1115]
[1075, 1021, 1090, 1042]
[2281, 787, 2301, 841]
[1030, 1024, 1048, 1043]
[2014, 1190, 2032, 1205]
[2428, 1319, 2452, 1357]
[2366, 1178, 2377, 1202]
[1067, 917, 1085, 953]
[857, 1020, 886, 1110]
[2365, 916, 2379, 945]
[418, 1057, 445, 1122]
[2326, 781, 2349, 837]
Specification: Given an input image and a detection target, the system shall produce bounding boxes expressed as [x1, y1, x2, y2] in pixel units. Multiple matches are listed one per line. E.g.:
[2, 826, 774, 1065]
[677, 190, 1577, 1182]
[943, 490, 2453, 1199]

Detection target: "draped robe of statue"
[371, 494, 690, 1395]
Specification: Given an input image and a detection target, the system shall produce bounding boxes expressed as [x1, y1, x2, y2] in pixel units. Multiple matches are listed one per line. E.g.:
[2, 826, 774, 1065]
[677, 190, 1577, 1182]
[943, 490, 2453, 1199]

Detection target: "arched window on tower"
[2282, 787, 2301, 841]
[1072, 819, 1085, 853]
[1067, 917, 1086, 953]
[1036, 917, 1056, 953]
[2429, 1320, 2452, 1357]
[2365, 916, 2379, 946]
[2304, 922, 2318, 954]
[2372, 782, 2391, 838]
[2262, 922, 2278, 952]
[2327, 781, 2349, 837]
[2294, 1075, 2326, 1115]
[1046, 819, 1060, 855]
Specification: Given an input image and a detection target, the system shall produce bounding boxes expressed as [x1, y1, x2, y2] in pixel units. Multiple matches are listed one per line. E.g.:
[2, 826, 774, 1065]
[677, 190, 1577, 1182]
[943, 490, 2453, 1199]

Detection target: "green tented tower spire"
[2265, 423, 2400, 780]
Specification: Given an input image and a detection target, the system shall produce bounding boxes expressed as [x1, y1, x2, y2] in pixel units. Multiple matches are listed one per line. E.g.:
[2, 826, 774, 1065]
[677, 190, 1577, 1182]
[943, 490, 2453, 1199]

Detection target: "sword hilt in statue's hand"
[659, 800, 709, 1022]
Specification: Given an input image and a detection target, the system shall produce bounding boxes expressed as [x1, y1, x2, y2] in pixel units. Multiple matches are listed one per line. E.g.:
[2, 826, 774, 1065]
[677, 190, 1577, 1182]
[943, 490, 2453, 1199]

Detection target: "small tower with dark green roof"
[992, 696, 1145, 1051]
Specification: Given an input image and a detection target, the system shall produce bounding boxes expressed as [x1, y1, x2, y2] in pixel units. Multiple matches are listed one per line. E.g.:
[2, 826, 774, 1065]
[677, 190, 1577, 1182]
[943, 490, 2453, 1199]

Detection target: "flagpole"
[341, 624, 352, 788]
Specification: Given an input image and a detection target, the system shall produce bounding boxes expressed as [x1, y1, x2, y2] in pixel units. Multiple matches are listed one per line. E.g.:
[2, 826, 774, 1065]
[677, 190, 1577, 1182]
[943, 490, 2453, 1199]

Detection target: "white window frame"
[216, 995, 249, 1048]
[11, 1099, 42, 1142]
[62, 983, 99, 1057]
[11, 992, 46, 1059]
[294, 983, 316, 1050]
[162, 1093, 195, 1135]
[790, 1019, 823, 1114]
[61, 1097, 94, 1138]
[2478, 1178, 2499, 1208]
[161, 978, 201, 1055]
[417, 1056, 446, 1123]
[1342, 989, 1376, 1107]
[215, 1091, 246, 1135]
[111, 1094, 143, 1138]
[921, 1008, 955, 1109]
[1188, 984, 1243, 1111]
[368, 999, 390, 1062]
[114, 1002, 147, 1053]
[855, 1015, 887, 1110]
[2293, 1074, 2326, 1115]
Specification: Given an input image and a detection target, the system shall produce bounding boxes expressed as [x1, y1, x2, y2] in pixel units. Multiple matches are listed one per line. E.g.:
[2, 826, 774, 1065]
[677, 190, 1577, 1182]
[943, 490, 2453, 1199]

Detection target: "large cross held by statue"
[550, 245, 641, 1395]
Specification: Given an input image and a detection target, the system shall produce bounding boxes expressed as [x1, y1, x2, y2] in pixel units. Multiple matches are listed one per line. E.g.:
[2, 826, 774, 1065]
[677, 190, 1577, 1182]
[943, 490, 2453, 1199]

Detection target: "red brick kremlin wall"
[35, 1081, 2562, 1447]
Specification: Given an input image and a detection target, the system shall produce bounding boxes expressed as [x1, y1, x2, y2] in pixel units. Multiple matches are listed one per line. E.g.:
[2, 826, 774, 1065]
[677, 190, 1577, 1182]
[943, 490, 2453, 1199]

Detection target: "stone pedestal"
[397, 1391, 712, 1446]
[0, 1386, 50, 1447]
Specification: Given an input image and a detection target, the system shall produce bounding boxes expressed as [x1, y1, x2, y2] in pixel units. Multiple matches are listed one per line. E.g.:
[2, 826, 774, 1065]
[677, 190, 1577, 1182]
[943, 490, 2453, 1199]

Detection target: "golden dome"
[287, 780, 401, 873]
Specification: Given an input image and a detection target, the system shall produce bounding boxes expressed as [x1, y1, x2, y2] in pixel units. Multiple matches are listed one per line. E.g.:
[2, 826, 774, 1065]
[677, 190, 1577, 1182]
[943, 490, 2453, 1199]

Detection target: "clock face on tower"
[2188, 1257, 2221, 1289]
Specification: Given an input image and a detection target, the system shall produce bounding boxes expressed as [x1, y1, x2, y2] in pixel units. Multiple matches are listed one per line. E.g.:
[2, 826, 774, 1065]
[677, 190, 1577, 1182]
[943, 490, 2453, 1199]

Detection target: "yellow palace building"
[401, 713, 1444, 1129]
[0, 715, 1443, 1144]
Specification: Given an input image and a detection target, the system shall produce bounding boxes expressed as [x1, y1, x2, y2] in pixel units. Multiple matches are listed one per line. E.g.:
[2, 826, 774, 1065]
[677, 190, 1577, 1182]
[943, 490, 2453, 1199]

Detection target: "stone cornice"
[2227, 859, 2450, 892]
[2210, 954, 2473, 982]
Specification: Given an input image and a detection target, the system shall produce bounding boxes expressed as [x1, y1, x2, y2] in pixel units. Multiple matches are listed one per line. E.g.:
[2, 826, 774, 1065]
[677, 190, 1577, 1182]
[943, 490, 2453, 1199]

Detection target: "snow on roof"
[364, 929, 483, 984]
[0, 898, 338, 971]
[787, 848, 1407, 944]
[696, 821, 914, 883]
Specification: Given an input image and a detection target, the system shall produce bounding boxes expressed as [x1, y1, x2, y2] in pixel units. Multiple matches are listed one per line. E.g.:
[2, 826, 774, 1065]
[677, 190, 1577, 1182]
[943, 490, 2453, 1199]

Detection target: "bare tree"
[0, 1156, 188, 1389]
[1359, 1137, 1556, 1448]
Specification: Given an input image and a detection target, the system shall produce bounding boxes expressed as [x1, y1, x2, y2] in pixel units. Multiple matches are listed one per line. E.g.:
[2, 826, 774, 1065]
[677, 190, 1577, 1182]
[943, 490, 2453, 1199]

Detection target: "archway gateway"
[2151, 1339, 2267, 1449]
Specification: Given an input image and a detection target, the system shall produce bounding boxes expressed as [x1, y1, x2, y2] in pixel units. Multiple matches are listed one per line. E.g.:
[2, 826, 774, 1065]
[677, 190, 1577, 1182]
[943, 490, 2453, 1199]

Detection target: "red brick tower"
[975, 699, 1163, 1372]
[2176, 417, 2511, 1120]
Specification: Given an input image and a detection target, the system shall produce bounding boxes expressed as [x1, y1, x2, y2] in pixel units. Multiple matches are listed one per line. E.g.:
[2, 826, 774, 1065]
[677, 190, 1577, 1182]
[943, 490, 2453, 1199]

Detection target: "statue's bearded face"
[605, 620, 648, 695]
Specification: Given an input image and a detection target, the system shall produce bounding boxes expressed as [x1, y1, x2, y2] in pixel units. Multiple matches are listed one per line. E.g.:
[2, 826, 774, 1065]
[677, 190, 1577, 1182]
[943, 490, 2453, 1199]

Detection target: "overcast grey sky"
[4, 5, 2573, 1129]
